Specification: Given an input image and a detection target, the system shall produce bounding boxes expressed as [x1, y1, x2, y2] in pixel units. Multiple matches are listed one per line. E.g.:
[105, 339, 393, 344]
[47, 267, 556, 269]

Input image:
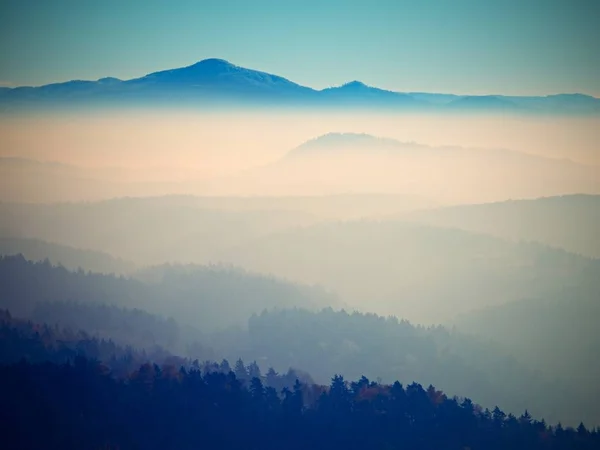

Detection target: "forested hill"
[234, 308, 597, 427]
[0, 254, 336, 332]
[4, 358, 598, 450]
[1, 253, 598, 426]
[1, 311, 598, 450]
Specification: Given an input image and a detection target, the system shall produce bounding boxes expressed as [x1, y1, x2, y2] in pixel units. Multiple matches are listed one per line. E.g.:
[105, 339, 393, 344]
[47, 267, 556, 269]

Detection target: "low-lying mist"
[1, 109, 598, 203]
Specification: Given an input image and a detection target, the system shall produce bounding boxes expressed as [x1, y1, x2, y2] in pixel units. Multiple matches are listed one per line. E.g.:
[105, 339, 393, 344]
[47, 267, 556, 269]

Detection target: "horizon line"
[3, 58, 599, 100]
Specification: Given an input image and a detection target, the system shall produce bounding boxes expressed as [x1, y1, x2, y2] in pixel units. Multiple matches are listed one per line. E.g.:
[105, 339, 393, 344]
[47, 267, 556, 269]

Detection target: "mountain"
[320, 81, 427, 108]
[399, 194, 600, 258]
[126, 58, 302, 88]
[122, 58, 316, 102]
[1, 58, 599, 114]
[0, 58, 317, 107]
[222, 133, 600, 203]
[284, 132, 422, 158]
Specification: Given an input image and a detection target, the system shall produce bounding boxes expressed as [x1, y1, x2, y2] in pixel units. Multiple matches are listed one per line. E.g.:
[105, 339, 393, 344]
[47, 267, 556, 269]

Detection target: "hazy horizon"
[3, 57, 600, 100]
[1, 108, 598, 204]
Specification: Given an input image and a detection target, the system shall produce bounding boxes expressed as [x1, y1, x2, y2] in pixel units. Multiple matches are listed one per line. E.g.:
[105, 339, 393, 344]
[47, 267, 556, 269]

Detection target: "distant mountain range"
[3, 132, 599, 203]
[1, 58, 599, 114]
[222, 132, 600, 202]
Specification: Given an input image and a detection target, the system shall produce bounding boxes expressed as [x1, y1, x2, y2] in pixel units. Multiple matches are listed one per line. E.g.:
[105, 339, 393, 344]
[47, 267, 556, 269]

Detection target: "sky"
[0, 0, 599, 96]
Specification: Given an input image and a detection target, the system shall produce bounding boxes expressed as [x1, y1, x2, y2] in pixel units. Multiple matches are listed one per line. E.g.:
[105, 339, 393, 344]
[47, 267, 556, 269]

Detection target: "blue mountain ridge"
[1, 58, 598, 114]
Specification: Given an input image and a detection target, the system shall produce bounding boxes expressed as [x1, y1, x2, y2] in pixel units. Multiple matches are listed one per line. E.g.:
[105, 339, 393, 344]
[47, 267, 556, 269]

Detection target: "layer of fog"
[1, 107, 599, 323]
[1, 109, 598, 203]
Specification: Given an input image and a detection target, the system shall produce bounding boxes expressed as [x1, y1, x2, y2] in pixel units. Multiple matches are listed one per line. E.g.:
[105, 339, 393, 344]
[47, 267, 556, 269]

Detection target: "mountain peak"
[127, 58, 313, 96]
[343, 80, 369, 87]
[97, 77, 121, 84]
[191, 58, 234, 68]
[340, 80, 370, 89]
[286, 132, 410, 158]
[320, 80, 423, 106]
[132, 58, 240, 83]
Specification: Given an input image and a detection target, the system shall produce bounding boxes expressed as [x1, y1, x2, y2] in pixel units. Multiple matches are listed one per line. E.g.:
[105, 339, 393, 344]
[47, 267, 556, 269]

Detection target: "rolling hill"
[215, 220, 600, 324]
[400, 194, 600, 258]
[0, 254, 337, 332]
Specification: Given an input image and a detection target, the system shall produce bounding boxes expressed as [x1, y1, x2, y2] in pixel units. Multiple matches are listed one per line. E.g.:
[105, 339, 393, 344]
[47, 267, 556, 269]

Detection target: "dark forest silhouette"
[1, 253, 598, 426]
[1, 309, 598, 450]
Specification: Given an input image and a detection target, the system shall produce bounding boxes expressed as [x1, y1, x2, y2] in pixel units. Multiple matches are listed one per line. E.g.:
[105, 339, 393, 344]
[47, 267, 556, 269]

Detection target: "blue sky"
[0, 0, 598, 96]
